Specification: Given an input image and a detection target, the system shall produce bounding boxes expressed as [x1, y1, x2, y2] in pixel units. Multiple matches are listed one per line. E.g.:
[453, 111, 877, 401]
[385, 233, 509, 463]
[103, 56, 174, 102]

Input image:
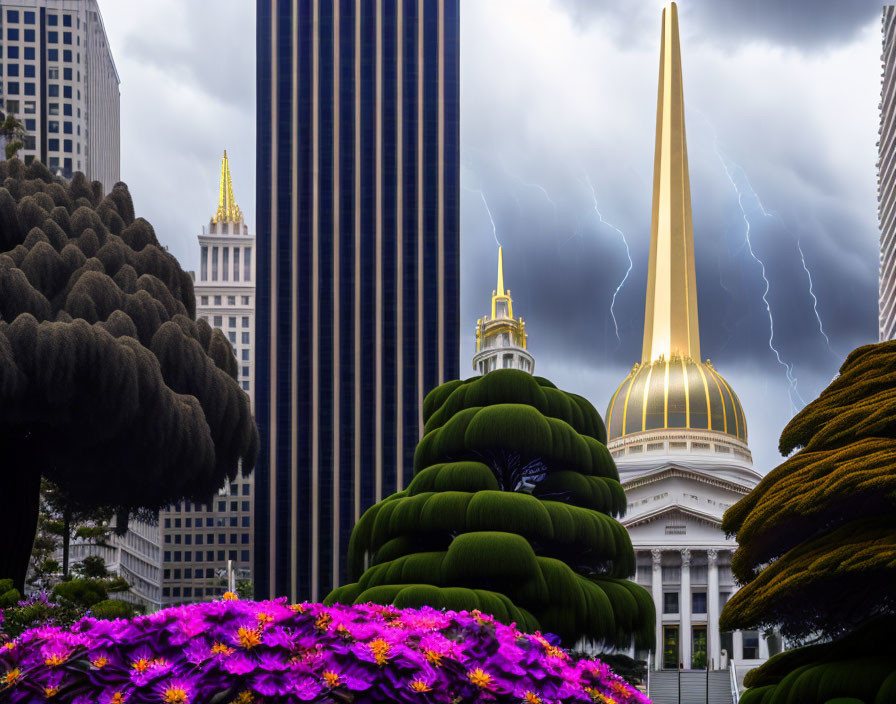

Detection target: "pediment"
[623, 505, 733, 546]
[620, 464, 756, 495]
[623, 504, 721, 530]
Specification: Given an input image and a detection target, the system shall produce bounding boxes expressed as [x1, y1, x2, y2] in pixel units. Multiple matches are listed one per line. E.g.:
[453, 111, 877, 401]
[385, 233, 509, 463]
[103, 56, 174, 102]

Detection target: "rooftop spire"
[497, 246, 505, 297]
[213, 150, 243, 224]
[641, 2, 701, 364]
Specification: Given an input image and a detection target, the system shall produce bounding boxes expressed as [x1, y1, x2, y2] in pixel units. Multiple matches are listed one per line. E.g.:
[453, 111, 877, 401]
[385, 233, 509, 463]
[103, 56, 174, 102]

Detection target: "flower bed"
[0, 596, 648, 703]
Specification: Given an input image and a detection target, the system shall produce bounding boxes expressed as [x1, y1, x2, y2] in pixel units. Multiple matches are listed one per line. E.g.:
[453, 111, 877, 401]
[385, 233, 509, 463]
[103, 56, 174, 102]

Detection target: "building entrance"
[663, 626, 680, 669]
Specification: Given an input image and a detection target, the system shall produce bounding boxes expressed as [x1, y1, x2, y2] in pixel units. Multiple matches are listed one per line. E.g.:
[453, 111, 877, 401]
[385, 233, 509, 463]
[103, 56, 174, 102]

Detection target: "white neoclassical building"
[604, 3, 772, 672]
[473, 246, 534, 375]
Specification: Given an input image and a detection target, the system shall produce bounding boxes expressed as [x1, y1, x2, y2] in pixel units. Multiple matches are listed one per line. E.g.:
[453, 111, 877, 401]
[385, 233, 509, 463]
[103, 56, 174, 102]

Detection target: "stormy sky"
[101, 0, 885, 474]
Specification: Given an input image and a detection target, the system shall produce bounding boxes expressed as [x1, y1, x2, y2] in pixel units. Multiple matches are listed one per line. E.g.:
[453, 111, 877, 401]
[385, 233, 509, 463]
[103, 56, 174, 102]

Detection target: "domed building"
[606, 3, 769, 674]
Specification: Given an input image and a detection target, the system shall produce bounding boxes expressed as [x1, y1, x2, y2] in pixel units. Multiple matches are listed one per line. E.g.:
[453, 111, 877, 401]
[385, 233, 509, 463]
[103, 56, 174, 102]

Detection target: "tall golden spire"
[641, 2, 700, 364]
[213, 150, 243, 224]
[491, 246, 513, 319]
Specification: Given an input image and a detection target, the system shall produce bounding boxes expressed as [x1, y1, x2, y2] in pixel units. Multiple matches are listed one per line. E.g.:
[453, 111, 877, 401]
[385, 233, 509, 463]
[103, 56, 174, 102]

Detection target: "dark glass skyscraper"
[255, 0, 460, 602]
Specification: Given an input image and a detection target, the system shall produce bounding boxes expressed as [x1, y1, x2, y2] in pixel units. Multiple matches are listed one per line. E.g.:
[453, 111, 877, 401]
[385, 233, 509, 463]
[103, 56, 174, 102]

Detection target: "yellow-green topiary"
[720, 341, 896, 704]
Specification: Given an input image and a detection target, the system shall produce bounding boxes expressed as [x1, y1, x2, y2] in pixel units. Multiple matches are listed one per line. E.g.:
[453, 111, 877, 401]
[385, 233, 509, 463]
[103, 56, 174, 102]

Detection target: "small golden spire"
[497, 246, 505, 297]
[213, 150, 243, 224]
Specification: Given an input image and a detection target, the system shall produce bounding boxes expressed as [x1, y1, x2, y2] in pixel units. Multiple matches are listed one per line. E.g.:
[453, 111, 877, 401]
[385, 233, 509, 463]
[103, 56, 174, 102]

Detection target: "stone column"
[707, 549, 720, 670]
[680, 548, 692, 669]
[733, 630, 743, 661]
[652, 548, 663, 669]
[759, 633, 769, 659]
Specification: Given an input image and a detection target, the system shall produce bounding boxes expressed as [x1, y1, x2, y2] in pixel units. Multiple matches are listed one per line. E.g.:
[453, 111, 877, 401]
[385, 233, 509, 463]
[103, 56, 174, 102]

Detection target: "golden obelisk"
[641, 1, 701, 364]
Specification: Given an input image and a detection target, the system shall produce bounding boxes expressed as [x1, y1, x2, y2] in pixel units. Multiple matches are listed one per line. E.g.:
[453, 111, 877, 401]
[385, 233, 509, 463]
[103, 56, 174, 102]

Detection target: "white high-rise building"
[0, 0, 119, 191]
[879, 6, 896, 340]
[157, 152, 256, 606]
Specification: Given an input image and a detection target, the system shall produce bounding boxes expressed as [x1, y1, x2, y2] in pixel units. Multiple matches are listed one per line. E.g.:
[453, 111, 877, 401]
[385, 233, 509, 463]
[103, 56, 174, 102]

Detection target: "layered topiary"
[720, 341, 896, 704]
[0, 158, 258, 590]
[0, 598, 649, 704]
[327, 370, 654, 648]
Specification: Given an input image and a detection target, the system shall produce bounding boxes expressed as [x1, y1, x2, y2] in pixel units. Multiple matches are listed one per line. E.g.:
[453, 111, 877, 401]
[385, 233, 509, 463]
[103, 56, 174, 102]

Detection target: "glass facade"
[255, 0, 460, 603]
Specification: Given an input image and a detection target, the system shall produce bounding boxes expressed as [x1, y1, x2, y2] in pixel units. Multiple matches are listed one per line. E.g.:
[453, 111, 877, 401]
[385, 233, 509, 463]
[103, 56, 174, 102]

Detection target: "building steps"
[648, 670, 733, 704]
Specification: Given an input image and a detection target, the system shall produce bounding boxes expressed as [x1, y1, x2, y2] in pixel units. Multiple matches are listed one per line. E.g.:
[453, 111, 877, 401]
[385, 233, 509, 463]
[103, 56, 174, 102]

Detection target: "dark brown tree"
[0, 158, 258, 591]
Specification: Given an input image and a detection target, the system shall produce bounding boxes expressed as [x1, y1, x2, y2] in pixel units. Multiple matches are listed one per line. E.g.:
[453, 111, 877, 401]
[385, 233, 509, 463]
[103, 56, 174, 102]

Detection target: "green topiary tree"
[0, 158, 258, 591]
[326, 370, 654, 649]
[720, 340, 896, 704]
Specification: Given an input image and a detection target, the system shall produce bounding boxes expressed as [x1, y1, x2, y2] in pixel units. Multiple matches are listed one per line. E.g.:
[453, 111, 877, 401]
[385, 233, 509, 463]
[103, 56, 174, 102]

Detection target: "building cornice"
[624, 504, 723, 531]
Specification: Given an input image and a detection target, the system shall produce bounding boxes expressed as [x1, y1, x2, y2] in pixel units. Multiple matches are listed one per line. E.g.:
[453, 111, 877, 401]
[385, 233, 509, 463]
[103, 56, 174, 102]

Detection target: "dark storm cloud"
[557, 0, 883, 50]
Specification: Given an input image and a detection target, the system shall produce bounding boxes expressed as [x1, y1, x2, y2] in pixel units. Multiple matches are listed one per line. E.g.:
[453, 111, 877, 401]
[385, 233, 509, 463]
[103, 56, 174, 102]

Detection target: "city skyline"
[96, 0, 883, 475]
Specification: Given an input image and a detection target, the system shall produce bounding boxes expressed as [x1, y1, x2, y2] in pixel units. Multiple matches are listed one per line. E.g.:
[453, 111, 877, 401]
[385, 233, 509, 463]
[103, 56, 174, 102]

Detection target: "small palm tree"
[1, 113, 27, 160]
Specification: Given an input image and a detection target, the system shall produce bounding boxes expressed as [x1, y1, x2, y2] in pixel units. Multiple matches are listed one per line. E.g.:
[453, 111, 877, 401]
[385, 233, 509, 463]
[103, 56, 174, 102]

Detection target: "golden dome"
[606, 356, 747, 443]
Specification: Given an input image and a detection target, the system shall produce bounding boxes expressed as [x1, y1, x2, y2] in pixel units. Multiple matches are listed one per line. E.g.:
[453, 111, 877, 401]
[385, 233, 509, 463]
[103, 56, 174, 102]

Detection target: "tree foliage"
[720, 341, 896, 704]
[0, 158, 258, 590]
[326, 370, 654, 649]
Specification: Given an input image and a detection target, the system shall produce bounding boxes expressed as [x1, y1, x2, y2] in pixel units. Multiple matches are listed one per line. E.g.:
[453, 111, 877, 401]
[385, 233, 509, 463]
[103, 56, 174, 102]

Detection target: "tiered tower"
[473, 247, 533, 374]
[158, 151, 256, 606]
[606, 3, 767, 671]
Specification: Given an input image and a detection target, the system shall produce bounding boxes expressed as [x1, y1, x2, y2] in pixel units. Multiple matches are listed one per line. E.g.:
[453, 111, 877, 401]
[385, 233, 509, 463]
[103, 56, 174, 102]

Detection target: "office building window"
[24, 119, 35, 131]
[222, 248, 229, 281]
[63, 50, 72, 62]
[228, 331, 236, 344]
[241, 349, 249, 361]
[241, 366, 249, 377]
[241, 332, 249, 344]
[24, 11, 34, 24]
[6, 66, 19, 78]
[47, 49, 58, 61]
[48, 139, 59, 151]
[242, 296, 249, 305]
[24, 47, 34, 60]
[24, 29, 34, 42]
[243, 248, 251, 280]
[63, 67, 72, 80]
[213, 316, 222, 327]
[48, 85, 59, 97]
[24, 65, 34, 78]
[24, 83, 35, 96]
[214, 295, 222, 305]
[228, 316, 236, 328]
[6, 83, 20, 95]
[63, 86, 71, 98]
[63, 32, 72, 45]
[63, 140, 72, 153]
[242, 484, 250, 496]
[62, 14, 72, 27]
[200, 295, 208, 305]
[48, 14, 58, 26]
[48, 31, 57, 43]
[7, 47, 18, 59]
[7, 28, 19, 41]
[200, 247, 208, 280]
[663, 592, 679, 614]
[233, 248, 240, 281]
[48, 103, 59, 115]
[228, 295, 236, 305]
[211, 247, 218, 279]
[23, 100, 34, 114]
[63, 103, 72, 115]
[6, 9, 19, 22]
[49, 121, 59, 133]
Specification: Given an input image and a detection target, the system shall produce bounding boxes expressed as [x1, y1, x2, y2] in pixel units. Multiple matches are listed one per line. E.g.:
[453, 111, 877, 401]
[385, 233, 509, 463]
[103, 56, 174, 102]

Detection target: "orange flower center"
[467, 668, 492, 689]
[237, 627, 262, 649]
[131, 658, 150, 672]
[315, 613, 332, 631]
[322, 670, 341, 687]
[110, 693, 126, 704]
[163, 687, 188, 703]
[44, 686, 59, 698]
[368, 638, 391, 665]
[211, 642, 233, 655]
[524, 692, 542, 704]
[2, 643, 15, 650]
[222, 592, 239, 601]
[424, 649, 443, 667]
[409, 679, 432, 692]
[233, 692, 254, 704]
[91, 656, 108, 668]
[256, 612, 274, 627]
[44, 653, 68, 667]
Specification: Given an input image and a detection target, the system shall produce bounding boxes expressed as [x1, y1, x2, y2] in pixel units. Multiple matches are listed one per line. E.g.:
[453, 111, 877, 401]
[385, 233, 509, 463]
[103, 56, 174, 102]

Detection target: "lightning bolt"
[583, 171, 633, 342]
[710, 136, 805, 412]
[464, 186, 501, 248]
[796, 238, 834, 353]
